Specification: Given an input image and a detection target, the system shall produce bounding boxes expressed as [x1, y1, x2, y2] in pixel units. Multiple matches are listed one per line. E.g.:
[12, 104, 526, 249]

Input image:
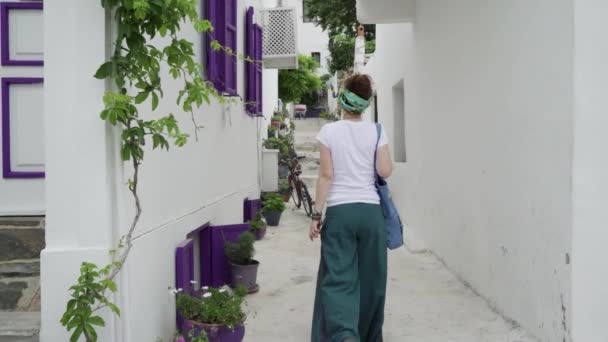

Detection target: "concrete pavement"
[245, 118, 537, 342]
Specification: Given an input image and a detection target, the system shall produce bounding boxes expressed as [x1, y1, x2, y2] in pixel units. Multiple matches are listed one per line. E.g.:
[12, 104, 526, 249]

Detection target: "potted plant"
[263, 137, 288, 156]
[267, 125, 277, 138]
[249, 211, 267, 240]
[176, 286, 247, 342]
[271, 112, 283, 128]
[224, 232, 259, 293]
[279, 179, 291, 202]
[177, 328, 208, 342]
[262, 193, 286, 226]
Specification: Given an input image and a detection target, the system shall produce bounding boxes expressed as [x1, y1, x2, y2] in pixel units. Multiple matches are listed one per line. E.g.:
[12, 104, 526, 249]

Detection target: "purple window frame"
[245, 10, 264, 117]
[2, 77, 44, 179]
[1, 2, 43, 66]
[254, 24, 263, 115]
[206, 0, 222, 92]
[245, 7, 256, 115]
[206, 0, 238, 96]
[223, 0, 237, 96]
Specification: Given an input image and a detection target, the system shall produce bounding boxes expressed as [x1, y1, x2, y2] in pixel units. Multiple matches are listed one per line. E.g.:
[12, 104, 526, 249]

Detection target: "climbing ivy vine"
[59, 0, 240, 341]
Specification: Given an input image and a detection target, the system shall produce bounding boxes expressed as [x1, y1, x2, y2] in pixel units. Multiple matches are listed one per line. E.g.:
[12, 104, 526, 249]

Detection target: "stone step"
[0, 261, 39, 278]
[0, 217, 43, 314]
[0, 217, 45, 262]
[0, 312, 40, 342]
[0, 217, 44, 229]
[0, 277, 40, 311]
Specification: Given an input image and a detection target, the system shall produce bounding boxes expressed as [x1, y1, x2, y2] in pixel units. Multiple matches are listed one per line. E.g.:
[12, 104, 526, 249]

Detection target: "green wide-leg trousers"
[311, 203, 387, 342]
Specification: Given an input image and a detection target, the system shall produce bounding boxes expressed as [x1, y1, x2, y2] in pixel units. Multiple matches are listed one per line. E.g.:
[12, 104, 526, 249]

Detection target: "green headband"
[338, 89, 371, 113]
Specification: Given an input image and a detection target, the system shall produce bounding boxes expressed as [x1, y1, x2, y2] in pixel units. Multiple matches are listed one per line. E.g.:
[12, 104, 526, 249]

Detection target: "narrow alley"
[246, 119, 538, 342]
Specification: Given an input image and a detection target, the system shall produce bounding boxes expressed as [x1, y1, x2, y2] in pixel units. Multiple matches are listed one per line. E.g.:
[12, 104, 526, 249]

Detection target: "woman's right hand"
[309, 219, 322, 241]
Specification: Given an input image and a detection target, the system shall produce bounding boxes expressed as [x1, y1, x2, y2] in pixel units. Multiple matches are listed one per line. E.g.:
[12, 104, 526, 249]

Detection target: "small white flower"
[203, 292, 212, 298]
[190, 280, 197, 285]
[202, 286, 209, 290]
[219, 288, 227, 293]
[177, 288, 183, 292]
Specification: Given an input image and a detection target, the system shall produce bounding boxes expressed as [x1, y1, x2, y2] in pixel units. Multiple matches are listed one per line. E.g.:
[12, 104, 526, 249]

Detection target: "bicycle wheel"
[290, 177, 301, 208]
[301, 183, 313, 217]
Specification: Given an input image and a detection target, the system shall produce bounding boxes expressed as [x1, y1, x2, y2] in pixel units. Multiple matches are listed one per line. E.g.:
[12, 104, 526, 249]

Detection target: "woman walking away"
[310, 74, 393, 342]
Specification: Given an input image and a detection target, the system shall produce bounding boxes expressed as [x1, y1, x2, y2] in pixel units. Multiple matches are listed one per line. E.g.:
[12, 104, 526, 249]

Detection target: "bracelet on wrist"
[311, 209, 323, 221]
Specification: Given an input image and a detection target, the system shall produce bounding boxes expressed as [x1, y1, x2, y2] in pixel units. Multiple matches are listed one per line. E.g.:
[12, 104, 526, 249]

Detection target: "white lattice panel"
[260, 7, 298, 69]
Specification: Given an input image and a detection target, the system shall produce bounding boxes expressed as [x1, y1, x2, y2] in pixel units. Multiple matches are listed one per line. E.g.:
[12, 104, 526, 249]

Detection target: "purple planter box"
[243, 198, 261, 222]
[200, 224, 251, 288]
[183, 320, 245, 342]
[176, 216, 253, 331]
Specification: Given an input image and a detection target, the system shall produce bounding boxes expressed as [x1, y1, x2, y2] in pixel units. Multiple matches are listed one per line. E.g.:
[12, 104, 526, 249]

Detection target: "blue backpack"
[375, 124, 405, 250]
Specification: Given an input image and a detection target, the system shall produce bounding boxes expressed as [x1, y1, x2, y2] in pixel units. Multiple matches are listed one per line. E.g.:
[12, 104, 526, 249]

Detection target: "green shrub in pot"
[262, 193, 286, 226]
[249, 211, 267, 240]
[224, 232, 260, 293]
[279, 179, 291, 202]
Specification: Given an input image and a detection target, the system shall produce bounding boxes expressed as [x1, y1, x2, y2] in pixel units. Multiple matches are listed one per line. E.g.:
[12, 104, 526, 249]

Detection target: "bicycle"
[280, 150, 313, 216]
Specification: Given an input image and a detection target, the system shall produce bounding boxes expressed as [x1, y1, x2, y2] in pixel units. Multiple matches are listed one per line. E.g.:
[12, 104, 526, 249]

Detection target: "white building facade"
[263, 0, 336, 116]
[359, 1, 608, 341]
[39, 0, 278, 341]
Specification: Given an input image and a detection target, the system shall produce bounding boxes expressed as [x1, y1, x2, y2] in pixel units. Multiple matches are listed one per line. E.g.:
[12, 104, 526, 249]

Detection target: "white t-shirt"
[316, 120, 389, 207]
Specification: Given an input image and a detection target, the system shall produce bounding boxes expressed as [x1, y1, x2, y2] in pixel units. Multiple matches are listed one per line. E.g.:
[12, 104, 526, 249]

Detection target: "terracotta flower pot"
[282, 193, 290, 202]
[183, 320, 245, 342]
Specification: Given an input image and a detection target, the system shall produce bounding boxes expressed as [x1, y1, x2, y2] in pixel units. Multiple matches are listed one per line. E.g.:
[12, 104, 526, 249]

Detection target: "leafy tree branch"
[59, 0, 257, 340]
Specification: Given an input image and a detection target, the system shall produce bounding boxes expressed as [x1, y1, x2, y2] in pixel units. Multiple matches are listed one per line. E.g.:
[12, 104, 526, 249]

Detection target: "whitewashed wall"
[364, 1, 573, 341]
[571, 1, 608, 341]
[41, 0, 272, 341]
[284, 0, 330, 76]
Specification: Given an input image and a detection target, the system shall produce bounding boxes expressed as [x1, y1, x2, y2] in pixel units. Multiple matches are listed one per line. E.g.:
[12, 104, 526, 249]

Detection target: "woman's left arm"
[310, 144, 333, 240]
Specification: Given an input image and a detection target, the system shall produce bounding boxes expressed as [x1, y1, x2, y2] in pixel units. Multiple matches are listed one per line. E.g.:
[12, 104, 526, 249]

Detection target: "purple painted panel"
[199, 226, 213, 286]
[243, 198, 262, 222]
[245, 7, 256, 114]
[223, 0, 237, 96]
[255, 24, 264, 115]
[175, 238, 195, 329]
[206, 0, 223, 92]
[1, 2, 43, 66]
[1, 77, 44, 179]
[208, 224, 251, 287]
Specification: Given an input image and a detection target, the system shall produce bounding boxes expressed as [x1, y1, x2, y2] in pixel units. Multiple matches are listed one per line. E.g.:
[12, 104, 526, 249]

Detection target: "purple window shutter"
[207, 224, 251, 287]
[243, 197, 262, 222]
[255, 24, 264, 114]
[224, 0, 238, 95]
[175, 239, 194, 330]
[245, 7, 256, 114]
[206, 0, 223, 92]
